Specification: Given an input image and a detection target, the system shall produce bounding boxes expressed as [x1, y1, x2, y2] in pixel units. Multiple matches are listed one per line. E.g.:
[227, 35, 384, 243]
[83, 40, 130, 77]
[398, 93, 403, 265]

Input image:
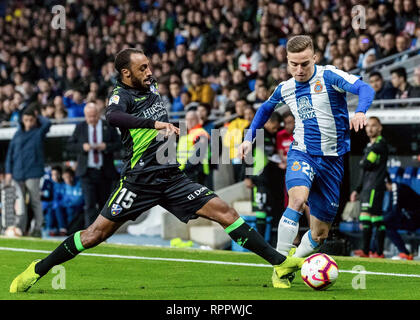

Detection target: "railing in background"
[349, 46, 420, 77]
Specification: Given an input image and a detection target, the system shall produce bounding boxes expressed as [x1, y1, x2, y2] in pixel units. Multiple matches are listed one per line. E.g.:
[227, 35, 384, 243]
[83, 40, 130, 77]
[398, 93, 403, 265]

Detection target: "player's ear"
[121, 68, 131, 78]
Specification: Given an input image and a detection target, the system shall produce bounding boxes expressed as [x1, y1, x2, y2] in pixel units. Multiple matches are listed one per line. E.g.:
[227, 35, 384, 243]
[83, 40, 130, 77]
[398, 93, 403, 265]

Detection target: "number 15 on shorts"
[115, 188, 137, 209]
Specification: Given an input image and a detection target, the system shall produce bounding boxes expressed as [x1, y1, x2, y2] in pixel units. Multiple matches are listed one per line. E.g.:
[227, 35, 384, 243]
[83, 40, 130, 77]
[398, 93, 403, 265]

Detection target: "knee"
[80, 227, 107, 249]
[216, 204, 240, 227]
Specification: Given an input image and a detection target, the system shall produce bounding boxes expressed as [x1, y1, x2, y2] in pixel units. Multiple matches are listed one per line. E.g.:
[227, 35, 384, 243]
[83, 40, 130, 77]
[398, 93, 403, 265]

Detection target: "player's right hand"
[238, 140, 252, 159]
[154, 121, 180, 137]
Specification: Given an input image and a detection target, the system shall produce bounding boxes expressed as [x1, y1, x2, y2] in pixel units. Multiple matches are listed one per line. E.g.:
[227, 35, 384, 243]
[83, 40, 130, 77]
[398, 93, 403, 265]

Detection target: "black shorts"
[360, 188, 385, 215]
[101, 168, 218, 223]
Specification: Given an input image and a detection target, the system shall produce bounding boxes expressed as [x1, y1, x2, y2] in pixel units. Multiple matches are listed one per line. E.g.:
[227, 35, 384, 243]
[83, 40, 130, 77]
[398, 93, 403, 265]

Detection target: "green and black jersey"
[355, 135, 389, 193]
[105, 79, 179, 177]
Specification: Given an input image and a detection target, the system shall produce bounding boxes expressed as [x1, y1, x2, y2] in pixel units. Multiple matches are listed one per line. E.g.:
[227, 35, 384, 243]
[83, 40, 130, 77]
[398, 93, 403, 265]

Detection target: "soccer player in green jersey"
[10, 49, 303, 293]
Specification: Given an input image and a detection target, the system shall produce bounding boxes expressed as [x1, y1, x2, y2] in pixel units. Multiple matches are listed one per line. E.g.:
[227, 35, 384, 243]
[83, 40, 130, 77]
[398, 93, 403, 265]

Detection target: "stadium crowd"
[1, 0, 420, 127]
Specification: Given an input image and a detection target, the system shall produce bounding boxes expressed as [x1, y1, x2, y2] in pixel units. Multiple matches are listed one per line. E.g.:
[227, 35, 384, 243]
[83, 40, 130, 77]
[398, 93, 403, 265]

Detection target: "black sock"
[225, 217, 286, 265]
[373, 219, 386, 255]
[256, 217, 267, 237]
[361, 217, 372, 255]
[35, 231, 86, 277]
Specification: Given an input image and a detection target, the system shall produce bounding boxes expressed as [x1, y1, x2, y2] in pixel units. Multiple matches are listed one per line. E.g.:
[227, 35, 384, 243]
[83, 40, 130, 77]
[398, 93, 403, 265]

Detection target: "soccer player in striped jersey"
[239, 35, 375, 287]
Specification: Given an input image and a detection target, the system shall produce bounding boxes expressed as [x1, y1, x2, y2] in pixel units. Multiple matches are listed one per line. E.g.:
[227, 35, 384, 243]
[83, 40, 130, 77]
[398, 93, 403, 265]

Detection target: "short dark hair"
[197, 103, 211, 115]
[63, 167, 75, 177]
[369, 71, 383, 80]
[368, 116, 382, 125]
[268, 112, 281, 123]
[390, 67, 407, 81]
[22, 107, 37, 117]
[282, 111, 294, 120]
[114, 48, 145, 74]
[51, 165, 62, 175]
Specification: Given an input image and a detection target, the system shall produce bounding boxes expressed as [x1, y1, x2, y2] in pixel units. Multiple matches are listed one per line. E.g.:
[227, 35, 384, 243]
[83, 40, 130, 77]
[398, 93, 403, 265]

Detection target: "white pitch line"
[1, 246, 420, 279]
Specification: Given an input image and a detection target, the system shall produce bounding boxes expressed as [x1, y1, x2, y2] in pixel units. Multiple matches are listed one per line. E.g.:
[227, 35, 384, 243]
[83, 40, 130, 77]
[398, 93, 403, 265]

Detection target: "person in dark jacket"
[368, 71, 397, 101]
[5, 108, 51, 237]
[66, 102, 121, 227]
[350, 117, 389, 258]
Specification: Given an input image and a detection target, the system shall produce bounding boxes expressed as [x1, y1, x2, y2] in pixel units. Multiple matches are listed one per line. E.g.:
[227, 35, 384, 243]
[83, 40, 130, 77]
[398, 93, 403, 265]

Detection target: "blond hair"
[286, 35, 314, 53]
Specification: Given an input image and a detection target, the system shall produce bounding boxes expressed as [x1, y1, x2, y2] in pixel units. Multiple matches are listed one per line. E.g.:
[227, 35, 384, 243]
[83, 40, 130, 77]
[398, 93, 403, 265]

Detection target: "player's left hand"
[350, 112, 367, 132]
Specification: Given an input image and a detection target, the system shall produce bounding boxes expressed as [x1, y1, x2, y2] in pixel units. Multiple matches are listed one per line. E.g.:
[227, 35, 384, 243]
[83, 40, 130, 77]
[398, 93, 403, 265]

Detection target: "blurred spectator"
[357, 34, 376, 69]
[67, 102, 121, 227]
[40, 102, 56, 119]
[377, 33, 397, 59]
[44, 166, 67, 236]
[61, 167, 84, 234]
[394, 34, 411, 62]
[63, 90, 86, 118]
[413, 66, 420, 86]
[169, 81, 184, 117]
[231, 69, 250, 99]
[5, 108, 51, 236]
[368, 71, 397, 101]
[197, 103, 214, 135]
[222, 99, 250, 183]
[390, 67, 420, 99]
[0, 0, 419, 129]
[177, 109, 211, 187]
[188, 72, 215, 105]
[238, 39, 261, 78]
[384, 181, 420, 260]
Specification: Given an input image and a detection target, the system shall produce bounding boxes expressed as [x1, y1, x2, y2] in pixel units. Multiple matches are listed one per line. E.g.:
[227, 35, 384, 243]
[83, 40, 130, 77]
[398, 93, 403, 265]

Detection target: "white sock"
[294, 230, 320, 258]
[276, 207, 302, 256]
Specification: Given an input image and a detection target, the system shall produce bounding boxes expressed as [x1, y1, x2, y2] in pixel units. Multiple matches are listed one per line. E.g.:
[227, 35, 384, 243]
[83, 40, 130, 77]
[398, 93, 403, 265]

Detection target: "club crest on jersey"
[111, 204, 123, 216]
[108, 94, 120, 106]
[314, 80, 323, 93]
[291, 161, 301, 171]
[150, 84, 159, 95]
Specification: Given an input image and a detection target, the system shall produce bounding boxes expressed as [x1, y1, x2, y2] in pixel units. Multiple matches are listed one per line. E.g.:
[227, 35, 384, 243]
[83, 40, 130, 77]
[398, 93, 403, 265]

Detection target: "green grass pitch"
[1, 237, 420, 300]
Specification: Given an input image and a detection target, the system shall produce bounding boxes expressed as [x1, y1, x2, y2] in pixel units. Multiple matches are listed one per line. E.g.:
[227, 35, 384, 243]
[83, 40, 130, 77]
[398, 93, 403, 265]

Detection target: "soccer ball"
[4, 226, 23, 238]
[301, 253, 339, 290]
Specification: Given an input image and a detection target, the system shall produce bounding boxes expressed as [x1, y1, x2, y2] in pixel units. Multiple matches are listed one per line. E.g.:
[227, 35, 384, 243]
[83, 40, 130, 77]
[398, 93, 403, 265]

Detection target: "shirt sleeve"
[324, 66, 375, 113]
[105, 91, 156, 129]
[244, 84, 284, 142]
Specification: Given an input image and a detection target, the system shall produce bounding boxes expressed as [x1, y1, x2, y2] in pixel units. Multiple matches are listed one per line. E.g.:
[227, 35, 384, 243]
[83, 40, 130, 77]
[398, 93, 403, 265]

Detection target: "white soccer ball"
[301, 253, 339, 290]
[4, 226, 23, 238]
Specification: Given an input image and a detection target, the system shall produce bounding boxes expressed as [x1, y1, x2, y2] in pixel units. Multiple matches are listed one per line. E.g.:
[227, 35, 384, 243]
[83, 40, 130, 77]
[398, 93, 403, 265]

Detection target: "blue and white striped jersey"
[245, 65, 375, 156]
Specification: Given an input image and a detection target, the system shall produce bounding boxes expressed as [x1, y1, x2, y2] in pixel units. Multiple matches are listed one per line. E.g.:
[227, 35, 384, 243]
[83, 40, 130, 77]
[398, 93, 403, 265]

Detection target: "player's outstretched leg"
[196, 197, 304, 288]
[10, 215, 123, 293]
